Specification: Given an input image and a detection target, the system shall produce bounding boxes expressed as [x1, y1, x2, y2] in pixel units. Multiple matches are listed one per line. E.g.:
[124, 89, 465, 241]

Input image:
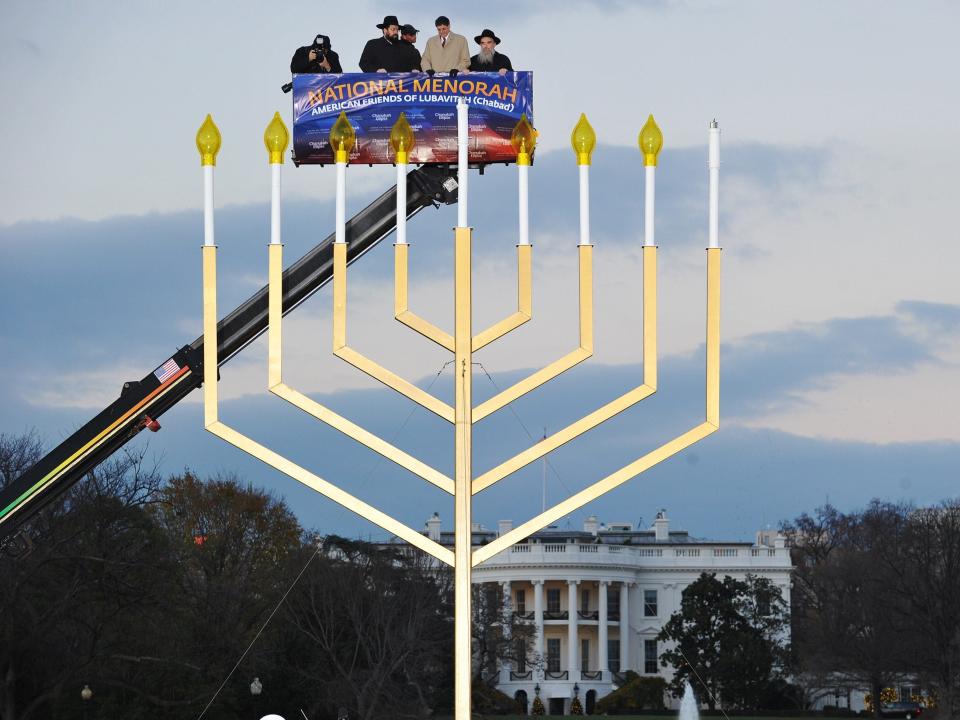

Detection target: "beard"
[476, 48, 495, 64]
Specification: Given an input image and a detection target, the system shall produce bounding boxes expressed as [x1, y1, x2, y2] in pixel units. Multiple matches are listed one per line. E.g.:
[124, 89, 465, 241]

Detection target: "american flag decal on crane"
[153, 358, 180, 384]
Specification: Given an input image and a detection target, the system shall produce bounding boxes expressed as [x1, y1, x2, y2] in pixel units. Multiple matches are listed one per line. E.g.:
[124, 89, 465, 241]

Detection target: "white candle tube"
[335, 161, 346, 244]
[518, 164, 529, 245]
[203, 165, 215, 246]
[270, 163, 281, 245]
[578, 164, 590, 245]
[708, 119, 721, 248]
[644, 165, 655, 247]
[397, 162, 407, 244]
[457, 99, 468, 228]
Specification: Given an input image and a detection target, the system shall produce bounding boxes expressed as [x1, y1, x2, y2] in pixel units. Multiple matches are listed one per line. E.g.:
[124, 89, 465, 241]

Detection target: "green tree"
[472, 582, 538, 683]
[657, 572, 790, 710]
[784, 503, 918, 717]
[0, 434, 172, 720]
[285, 536, 454, 720]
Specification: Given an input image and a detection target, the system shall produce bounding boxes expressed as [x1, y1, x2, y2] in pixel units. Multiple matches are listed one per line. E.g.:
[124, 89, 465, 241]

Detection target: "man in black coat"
[397, 24, 422, 72]
[468, 29, 513, 75]
[290, 34, 343, 73]
[359, 15, 405, 73]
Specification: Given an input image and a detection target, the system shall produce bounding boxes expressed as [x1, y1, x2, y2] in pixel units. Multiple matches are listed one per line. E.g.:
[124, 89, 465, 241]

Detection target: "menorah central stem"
[453, 226, 473, 720]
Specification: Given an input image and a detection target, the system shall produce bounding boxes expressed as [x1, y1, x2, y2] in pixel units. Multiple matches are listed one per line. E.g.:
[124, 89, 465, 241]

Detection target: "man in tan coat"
[420, 15, 469, 74]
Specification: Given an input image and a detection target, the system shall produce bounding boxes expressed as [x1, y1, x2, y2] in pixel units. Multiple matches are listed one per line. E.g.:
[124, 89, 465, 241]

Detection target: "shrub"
[596, 674, 668, 714]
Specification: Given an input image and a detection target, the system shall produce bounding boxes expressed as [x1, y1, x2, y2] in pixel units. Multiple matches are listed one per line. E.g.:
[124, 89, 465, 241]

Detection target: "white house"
[421, 510, 793, 715]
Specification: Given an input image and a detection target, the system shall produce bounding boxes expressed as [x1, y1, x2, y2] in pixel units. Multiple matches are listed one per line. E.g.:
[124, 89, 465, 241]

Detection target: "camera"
[312, 34, 331, 52]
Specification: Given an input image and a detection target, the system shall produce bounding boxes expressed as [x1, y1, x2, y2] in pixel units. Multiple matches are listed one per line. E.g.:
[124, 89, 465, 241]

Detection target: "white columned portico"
[567, 580, 579, 677]
[533, 579, 544, 676]
[598, 580, 609, 679]
[620, 581, 630, 672]
[501, 581, 512, 675]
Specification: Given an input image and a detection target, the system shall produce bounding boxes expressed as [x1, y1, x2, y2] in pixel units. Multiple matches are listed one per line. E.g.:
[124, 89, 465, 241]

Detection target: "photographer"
[290, 34, 342, 74]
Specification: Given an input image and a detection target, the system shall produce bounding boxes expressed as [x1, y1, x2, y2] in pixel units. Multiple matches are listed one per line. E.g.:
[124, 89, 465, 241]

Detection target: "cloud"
[897, 300, 960, 337]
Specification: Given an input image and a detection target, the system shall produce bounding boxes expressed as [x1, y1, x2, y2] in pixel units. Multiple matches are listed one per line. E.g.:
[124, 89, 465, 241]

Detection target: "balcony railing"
[510, 670, 533, 681]
[545, 670, 569, 680]
[581, 670, 602, 681]
[578, 610, 599, 620]
[612, 671, 628, 686]
[608, 611, 620, 621]
[488, 542, 790, 567]
[543, 610, 568, 620]
[513, 610, 535, 621]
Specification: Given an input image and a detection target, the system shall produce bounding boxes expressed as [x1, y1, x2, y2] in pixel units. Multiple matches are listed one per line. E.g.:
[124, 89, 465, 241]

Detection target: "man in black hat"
[290, 34, 343, 74]
[397, 24, 422, 72]
[468, 29, 513, 75]
[359, 15, 404, 73]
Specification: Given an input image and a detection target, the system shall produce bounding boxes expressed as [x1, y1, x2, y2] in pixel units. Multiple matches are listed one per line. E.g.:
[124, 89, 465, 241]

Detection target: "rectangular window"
[516, 638, 527, 672]
[607, 587, 620, 619]
[581, 588, 590, 613]
[516, 589, 526, 615]
[547, 588, 561, 613]
[581, 638, 590, 671]
[608, 639, 620, 673]
[756, 594, 771, 617]
[484, 584, 501, 610]
[644, 639, 658, 674]
[547, 638, 561, 672]
[644, 589, 658, 617]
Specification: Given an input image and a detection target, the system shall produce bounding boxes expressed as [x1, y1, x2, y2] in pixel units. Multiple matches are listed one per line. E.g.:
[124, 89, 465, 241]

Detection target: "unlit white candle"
[457, 99, 468, 228]
[643, 165, 655, 247]
[518, 164, 529, 245]
[397, 162, 407, 244]
[335, 161, 346, 244]
[203, 165, 215, 246]
[270, 163, 281, 245]
[708, 120, 721, 248]
[578, 165, 590, 245]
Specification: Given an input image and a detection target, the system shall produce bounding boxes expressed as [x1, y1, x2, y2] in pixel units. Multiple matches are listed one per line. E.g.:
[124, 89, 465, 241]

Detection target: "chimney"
[583, 515, 599, 535]
[654, 509, 669, 542]
[426, 512, 441, 541]
[498, 519, 513, 537]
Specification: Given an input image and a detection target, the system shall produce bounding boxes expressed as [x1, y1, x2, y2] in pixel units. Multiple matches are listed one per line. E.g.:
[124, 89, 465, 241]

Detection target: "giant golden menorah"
[195, 102, 720, 720]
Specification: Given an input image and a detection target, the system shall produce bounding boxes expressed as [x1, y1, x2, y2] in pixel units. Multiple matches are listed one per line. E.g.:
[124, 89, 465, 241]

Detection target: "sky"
[1, 1, 958, 544]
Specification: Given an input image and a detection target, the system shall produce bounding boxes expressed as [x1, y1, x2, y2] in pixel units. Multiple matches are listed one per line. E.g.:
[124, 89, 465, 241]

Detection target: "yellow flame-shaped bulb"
[570, 113, 596, 166]
[196, 114, 222, 166]
[263, 112, 289, 165]
[511, 114, 537, 166]
[638, 114, 663, 167]
[389, 112, 415, 164]
[329, 112, 356, 163]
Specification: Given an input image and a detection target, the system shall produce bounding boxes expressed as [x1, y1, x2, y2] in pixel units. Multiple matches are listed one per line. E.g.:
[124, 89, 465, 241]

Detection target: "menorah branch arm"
[266, 244, 453, 493]
[208, 422, 454, 565]
[202, 245, 454, 566]
[472, 243, 532, 351]
[334, 242, 455, 423]
[472, 247, 719, 567]
[395, 243, 455, 351]
[473, 247, 657, 494]
[472, 422, 716, 566]
[473, 244, 593, 422]
[273, 384, 454, 493]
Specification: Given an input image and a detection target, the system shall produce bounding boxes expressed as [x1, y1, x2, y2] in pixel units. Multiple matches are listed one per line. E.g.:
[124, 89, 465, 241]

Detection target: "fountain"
[680, 681, 700, 720]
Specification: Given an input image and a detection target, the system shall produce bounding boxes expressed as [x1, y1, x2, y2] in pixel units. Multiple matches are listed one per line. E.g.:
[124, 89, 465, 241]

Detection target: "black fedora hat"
[377, 15, 400, 29]
[474, 28, 501, 45]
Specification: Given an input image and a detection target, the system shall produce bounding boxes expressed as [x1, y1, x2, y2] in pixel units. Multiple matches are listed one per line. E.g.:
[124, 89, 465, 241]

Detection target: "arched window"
[514, 689, 528, 715]
[585, 689, 597, 715]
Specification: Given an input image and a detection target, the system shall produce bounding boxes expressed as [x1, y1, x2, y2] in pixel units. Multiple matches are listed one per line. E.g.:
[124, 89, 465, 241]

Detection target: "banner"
[291, 72, 533, 165]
